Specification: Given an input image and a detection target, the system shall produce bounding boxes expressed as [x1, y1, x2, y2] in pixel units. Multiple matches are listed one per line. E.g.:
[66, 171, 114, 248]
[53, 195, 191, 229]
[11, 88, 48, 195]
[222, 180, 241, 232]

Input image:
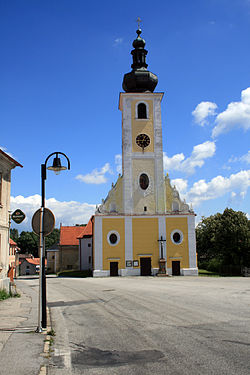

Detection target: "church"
[92, 26, 198, 277]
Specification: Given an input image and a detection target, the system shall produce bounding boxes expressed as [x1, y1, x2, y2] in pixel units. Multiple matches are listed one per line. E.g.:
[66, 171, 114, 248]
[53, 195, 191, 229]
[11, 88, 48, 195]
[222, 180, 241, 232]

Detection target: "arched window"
[137, 103, 147, 119]
[172, 201, 179, 212]
[139, 173, 149, 190]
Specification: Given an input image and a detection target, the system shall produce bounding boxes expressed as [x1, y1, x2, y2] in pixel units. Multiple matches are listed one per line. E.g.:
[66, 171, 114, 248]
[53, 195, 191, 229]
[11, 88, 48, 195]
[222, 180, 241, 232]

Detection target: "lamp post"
[37, 152, 70, 332]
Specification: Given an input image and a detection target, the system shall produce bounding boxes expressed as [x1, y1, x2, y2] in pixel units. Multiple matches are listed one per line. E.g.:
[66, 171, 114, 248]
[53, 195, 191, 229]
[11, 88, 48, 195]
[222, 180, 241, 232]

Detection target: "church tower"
[93, 26, 198, 277]
[120, 28, 165, 215]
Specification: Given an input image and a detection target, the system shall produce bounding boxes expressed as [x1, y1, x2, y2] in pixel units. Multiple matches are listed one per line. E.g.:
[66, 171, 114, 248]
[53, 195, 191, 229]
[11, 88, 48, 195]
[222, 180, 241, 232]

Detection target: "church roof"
[122, 27, 158, 93]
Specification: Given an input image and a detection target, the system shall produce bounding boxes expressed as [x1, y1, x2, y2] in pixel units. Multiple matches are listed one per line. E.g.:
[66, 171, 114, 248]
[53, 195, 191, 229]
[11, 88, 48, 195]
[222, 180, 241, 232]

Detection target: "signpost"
[32, 208, 55, 236]
[11, 209, 25, 224]
[32, 208, 55, 332]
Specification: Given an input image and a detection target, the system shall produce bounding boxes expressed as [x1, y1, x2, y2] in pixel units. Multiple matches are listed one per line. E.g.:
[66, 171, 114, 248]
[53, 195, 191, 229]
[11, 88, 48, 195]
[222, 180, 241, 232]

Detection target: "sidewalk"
[0, 277, 47, 375]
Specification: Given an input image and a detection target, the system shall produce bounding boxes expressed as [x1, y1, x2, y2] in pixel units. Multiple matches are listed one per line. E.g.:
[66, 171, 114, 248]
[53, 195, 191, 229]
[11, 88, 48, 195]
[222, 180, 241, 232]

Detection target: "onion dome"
[122, 28, 158, 93]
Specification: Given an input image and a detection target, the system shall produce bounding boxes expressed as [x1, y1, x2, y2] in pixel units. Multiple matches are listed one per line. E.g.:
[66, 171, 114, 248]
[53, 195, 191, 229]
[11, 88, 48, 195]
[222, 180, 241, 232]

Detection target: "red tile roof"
[9, 238, 17, 246]
[78, 216, 93, 238]
[25, 258, 47, 265]
[60, 226, 86, 246]
[0, 149, 23, 167]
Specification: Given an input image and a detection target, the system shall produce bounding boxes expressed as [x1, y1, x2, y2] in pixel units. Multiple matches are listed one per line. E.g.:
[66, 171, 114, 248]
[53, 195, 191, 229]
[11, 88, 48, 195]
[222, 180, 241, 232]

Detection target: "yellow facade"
[104, 175, 123, 213]
[132, 159, 155, 214]
[132, 218, 159, 269]
[166, 217, 189, 268]
[165, 177, 174, 211]
[131, 99, 154, 153]
[102, 218, 125, 270]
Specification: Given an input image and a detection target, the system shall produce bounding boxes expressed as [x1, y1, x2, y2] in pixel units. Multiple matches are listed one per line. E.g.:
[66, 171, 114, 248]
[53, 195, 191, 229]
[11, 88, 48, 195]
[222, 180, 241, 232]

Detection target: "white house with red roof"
[0, 149, 22, 290]
[78, 216, 93, 271]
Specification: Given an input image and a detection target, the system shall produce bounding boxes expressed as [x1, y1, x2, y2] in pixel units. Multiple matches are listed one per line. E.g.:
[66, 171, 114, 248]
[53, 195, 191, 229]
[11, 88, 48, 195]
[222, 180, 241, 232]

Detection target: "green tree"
[10, 228, 19, 242]
[16, 228, 60, 257]
[17, 231, 39, 257]
[45, 228, 60, 250]
[196, 208, 250, 272]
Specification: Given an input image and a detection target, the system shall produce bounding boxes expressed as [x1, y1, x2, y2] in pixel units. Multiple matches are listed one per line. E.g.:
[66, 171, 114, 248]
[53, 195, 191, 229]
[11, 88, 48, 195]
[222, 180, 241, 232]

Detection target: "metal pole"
[36, 152, 70, 332]
[37, 207, 43, 332]
[37, 164, 47, 332]
[41, 164, 47, 329]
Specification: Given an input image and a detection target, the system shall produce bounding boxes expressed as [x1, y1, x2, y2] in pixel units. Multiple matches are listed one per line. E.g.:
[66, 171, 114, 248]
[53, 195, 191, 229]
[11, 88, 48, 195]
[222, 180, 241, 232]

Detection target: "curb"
[39, 306, 53, 375]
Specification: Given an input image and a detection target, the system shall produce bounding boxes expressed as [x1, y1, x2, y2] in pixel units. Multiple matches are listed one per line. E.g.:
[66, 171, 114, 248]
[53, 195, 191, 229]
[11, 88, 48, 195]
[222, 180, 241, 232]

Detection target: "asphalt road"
[45, 276, 250, 375]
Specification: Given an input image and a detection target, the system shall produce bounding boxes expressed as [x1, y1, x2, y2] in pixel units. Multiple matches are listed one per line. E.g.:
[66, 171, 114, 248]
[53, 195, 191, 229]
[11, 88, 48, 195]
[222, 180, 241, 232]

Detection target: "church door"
[110, 262, 118, 277]
[172, 261, 180, 276]
[140, 257, 151, 276]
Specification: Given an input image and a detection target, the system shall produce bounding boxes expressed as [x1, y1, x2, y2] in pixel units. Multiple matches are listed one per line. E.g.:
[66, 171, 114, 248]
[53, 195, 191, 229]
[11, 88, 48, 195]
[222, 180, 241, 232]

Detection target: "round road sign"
[32, 208, 55, 236]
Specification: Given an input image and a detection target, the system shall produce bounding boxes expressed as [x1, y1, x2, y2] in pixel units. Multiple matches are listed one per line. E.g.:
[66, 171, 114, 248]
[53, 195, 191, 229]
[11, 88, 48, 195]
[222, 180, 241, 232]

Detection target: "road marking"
[51, 306, 72, 373]
[54, 348, 72, 368]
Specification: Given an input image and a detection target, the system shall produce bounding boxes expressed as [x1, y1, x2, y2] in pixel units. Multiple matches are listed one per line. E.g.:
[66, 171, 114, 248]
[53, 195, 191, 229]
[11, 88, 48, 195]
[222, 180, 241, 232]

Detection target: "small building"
[19, 258, 46, 276]
[9, 238, 19, 268]
[46, 243, 60, 274]
[0, 149, 22, 290]
[8, 238, 20, 280]
[78, 216, 93, 271]
[59, 226, 86, 271]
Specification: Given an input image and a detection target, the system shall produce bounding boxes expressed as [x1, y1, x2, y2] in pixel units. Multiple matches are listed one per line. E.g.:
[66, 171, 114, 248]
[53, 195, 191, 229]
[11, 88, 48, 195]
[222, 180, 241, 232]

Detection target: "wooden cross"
[158, 236, 166, 259]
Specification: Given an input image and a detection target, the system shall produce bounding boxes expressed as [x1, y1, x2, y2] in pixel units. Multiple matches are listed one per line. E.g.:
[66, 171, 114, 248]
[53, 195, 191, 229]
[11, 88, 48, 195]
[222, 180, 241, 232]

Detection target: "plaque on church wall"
[133, 260, 139, 267]
[126, 260, 132, 267]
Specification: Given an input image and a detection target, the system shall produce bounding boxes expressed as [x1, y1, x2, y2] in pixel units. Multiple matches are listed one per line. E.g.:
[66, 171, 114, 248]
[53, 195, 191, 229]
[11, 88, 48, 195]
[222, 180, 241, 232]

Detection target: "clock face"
[136, 133, 150, 149]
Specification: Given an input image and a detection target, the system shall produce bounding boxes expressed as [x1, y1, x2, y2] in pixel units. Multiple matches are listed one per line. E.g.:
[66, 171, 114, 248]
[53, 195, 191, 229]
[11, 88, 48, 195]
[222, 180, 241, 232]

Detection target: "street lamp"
[37, 152, 70, 332]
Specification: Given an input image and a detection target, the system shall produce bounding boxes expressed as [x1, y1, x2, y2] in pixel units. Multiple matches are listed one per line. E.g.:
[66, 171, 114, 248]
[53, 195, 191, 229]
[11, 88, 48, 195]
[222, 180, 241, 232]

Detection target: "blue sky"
[1, 0, 249, 231]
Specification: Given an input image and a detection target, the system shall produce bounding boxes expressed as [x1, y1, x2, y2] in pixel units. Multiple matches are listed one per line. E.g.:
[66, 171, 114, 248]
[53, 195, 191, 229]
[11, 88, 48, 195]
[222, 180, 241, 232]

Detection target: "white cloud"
[192, 101, 217, 126]
[240, 150, 250, 164]
[163, 141, 216, 175]
[10, 194, 96, 231]
[113, 38, 123, 46]
[115, 154, 122, 174]
[212, 87, 250, 138]
[186, 170, 250, 206]
[229, 150, 250, 164]
[76, 163, 113, 184]
[171, 178, 188, 194]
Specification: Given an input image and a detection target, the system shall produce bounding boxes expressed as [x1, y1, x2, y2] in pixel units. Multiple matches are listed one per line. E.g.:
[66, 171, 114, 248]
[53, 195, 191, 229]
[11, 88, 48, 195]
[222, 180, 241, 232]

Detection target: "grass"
[47, 329, 56, 336]
[0, 289, 21, 300]
[198, 269, 221, 277]
[57, 269, 92, 278]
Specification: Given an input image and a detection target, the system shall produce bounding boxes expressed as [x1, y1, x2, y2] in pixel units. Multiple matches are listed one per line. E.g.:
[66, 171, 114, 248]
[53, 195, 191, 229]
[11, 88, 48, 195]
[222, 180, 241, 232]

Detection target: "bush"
[0, 289, 21, 300]
[0, 289, 10, 300]
[207, 258, 222, 273]
[219, 265, 241, 276]
[57, 269, 92, 278]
